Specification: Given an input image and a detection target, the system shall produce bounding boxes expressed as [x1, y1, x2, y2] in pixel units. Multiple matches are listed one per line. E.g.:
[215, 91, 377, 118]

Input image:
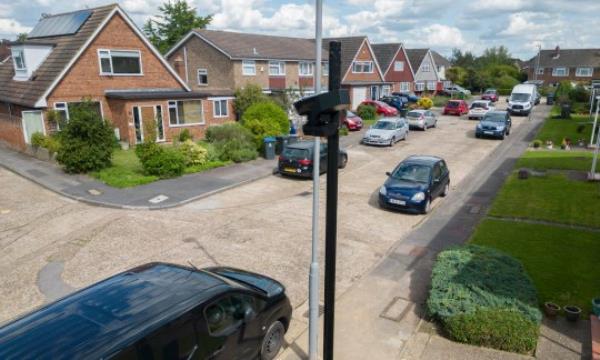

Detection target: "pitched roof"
[0, 40, 10, 62]
[322, 36, 371, 78]
[192, 29, 319, 60]
[372, 43, 401, 74]
[405, 49, 429, 70]
[527, 48, 600, 68]
[431, 50, 451, 68]
[0, 4, 117, 107]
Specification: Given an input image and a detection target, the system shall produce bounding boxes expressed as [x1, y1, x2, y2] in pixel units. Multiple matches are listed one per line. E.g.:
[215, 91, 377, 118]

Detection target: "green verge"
[517, 150, 594, 171]
[489, 172, 600, 228]
[470, 219, 600, 314]
[535, 114, 593, 145]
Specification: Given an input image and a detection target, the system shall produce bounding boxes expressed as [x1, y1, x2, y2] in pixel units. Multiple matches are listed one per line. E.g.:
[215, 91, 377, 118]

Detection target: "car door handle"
[208, 346, 224, 359]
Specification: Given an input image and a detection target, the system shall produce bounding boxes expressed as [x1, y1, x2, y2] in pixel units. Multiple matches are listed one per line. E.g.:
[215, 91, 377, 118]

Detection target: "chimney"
[553, 45, 560, 59]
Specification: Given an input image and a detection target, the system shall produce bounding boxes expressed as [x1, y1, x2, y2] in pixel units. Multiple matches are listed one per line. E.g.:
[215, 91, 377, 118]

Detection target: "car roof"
[377, 117, 403, 122]
[484, 111, 508, 116]
[407, 109, 427, 113]
[286, 141, 318, 150]
[0, 263, 237, 359]
[447, 99, 463, 103]
[403, 155, 443, 165]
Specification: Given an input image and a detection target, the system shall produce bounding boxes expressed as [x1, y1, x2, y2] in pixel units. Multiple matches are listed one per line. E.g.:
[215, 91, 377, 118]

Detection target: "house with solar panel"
[0, 4, 235, 151]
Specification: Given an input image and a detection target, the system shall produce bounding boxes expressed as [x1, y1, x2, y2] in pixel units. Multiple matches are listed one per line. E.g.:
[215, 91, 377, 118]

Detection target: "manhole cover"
[469, 205, 481, 214]
[87, 189, 102, 196]
[149, 195, 169, 204]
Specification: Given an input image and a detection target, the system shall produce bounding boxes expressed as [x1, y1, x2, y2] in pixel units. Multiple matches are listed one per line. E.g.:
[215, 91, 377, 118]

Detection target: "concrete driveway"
[0, 100, 523, 325]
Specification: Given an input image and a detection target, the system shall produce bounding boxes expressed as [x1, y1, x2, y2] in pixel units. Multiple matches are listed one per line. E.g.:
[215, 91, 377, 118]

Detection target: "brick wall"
[164, 98, 235, 141]
[527, 67, 600, 84]
[0, 102, 28, 150]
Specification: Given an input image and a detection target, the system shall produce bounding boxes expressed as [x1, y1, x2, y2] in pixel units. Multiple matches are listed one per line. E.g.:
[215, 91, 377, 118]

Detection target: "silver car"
[406, 110, 437, 131]
[362, 117, 409, 146]
[468, 100, 495, 120]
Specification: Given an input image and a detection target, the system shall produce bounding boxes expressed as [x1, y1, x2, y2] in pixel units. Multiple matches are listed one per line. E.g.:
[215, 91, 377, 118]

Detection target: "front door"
[22, 111, 44, 144]
[370, 85, 379, 100]
[133, 105, 165, 143]
[352, 87, 367, 109]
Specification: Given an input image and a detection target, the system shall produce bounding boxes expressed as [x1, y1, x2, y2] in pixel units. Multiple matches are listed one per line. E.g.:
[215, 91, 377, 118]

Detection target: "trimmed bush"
[417, 97, 434, 109]
[204, 123, 258, 162]
[532, 140, 542, 148]
[178, 140, 207, 166]
[56, 101, 114, 173]
[444, 308, 539, 354]
[357, 104, 376, 120]
[178, 128, 192, 142]
[135, 142, 161, 164]
[206, 123, 253, 143]
[242, 101, 289, 149]
[31, 132, 46, 148]
[140, 146, 186, 178]
[234, 83, 269, 116]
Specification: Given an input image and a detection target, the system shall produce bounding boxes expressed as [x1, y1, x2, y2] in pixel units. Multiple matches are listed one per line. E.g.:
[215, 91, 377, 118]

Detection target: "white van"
[507, 84, 538, 116]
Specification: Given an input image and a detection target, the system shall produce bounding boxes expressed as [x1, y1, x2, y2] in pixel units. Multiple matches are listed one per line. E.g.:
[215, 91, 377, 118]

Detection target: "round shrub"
[417, 97, 433, 109]
[135, 142, 162, 164]
[56, 101, 114, 173]
[206, 123, 254, 143]
[444, 308, 539, 354]
[140, 146, 186, 178]
[532, 140, 542, 148]
[31, 132, 46, 148]
[178, 140, 207, 166]
[178, 128, 192, 142]
[242, 101, 289, 149]
[205, 123, 258, 162]
[357, 104, 376, 120]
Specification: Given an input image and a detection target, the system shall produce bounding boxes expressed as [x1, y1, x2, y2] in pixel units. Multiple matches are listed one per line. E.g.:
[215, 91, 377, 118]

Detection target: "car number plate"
[389, 199, 406, 205]
[284, 167, 296, 172]
[484, 131, 494, 135]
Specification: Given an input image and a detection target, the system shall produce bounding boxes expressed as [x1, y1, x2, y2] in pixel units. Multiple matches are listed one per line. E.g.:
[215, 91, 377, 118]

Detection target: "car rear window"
[446, 101, 459, 108]
[471, 102, 487, 109]
[407, 111, 422, 118]
[282, 148, 309, 159]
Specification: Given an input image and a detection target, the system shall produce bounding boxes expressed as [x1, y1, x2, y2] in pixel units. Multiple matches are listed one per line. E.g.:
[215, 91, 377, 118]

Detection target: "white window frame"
[382, 85, 392, 96]
[212, 98, 229, 118]
[352, 61, 373, 73]
[400, 82, 411, 91]
[242, 60, 256, 76]
[536, 67, 544, 75]
[97, 49, 143, 76]
[322, 62, 329, 76]
[197, 68, 208, 85]
[552, 67, 569, 77]
[13, 49, 26, 70]
[421, 64, 431, 72]
[394, 61, 404, 72]
[21, 110, 45, 144]
[52, 100, 104, 121]
[299, 62, 314, 76]
[427, 81, 436, 90]
[168, 99, 205, 127]
[415, 82, 425, 91]
[576, 67, 593, 77]
[269, 61, 286, 76]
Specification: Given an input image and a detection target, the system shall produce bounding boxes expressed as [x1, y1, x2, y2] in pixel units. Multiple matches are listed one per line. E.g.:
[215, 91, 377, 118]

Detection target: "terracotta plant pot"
[593, 298, 600, 317]
[544, 302, 560, 318]
[564, 305, 581, 322]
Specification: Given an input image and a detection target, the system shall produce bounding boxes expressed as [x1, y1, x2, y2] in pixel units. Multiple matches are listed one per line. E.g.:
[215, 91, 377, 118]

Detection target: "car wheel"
[500, 133, 505, 140]
[261, 321, 285, 360]
[339, 155, 348, 169]
[421, 198, 431, 214]
[506, 128, 510, 136]
[433, 120, 437, 128]
[441, 182, 449, 197]
[404, 131, 408, 140]
[389, 137, 395, 147]
[422, 124, 427, 131]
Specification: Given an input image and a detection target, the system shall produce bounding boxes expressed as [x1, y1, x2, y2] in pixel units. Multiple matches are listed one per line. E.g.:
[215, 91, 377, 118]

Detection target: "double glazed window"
[394, 61, 404, 72]
[576, 67, 593, 77]
[400, 82, 411, 91]
[552, 67, 569, 77]
[213, 99, 228, 117]
[169, 100, 204, 126]
[322, 62, 329, 76]
[421, 64, 431, 72]
[415, 82, 425, 91]
[242, 60, 256, 75]
[13, 49, 26, 70]
[427, 81, 436, 90]
[382, 85, 391, 96]
[536, 67, 544, 75]
[352, 61, 373, 73]
[299, 62, 314, 76]
[197, 68, 208, 85]
[269, 61, 285, 76]
[98, 49, 142, 75]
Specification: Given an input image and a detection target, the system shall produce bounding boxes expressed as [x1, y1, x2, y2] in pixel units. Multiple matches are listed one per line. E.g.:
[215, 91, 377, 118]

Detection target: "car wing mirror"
[244, 306, 257, 323]
[385, 171, 391, 177]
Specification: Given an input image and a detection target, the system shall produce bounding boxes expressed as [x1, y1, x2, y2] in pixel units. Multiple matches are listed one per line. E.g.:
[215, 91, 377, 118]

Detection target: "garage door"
[352, 87, 367, 110]
[22, 111, 44, 144]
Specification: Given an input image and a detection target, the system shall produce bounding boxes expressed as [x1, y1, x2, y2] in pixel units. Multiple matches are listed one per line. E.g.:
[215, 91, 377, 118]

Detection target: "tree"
[17, 33, 28, 42]
[233, 83, 269, 117]
[242, 101, 289, 149]
[144, 0, 212, 54]
[446, 66, 467, 86]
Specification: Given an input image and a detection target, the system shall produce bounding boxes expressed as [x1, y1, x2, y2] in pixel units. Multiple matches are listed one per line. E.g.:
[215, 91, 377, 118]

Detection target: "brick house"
[0, 39, 10, 62]
[0, 4, 235, 151]
[431, 50, 452, 90]
[405, 49, 440, 94]
[165, 29, 329, 95]
[524, 46, 600, 85]
[372, 43, 415, 93]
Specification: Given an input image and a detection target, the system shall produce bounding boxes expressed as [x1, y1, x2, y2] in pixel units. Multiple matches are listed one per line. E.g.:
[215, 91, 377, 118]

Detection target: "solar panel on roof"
[28, 9, 92, 39]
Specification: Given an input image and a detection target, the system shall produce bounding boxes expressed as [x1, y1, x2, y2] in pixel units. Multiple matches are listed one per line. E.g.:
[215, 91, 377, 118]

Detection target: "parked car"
[468, 100, 495, 120]
[507, 83, 538, 115]
[278, 141, 348, 178]
[0, 262, 292, 360]
[362, 117, 409, 146]
[442, 100, 469, 116]
[475, 111, 512, 139]
[443, 84, 471, 96]
[379, 155, 450, 214]
[481, 88, 499, 102]
[406, 109, 437, 130]
[379, 96, 405, 111]
[343, 111, 363, 131]
[359, 100, 398, 116]
[392, 92, 419, 103]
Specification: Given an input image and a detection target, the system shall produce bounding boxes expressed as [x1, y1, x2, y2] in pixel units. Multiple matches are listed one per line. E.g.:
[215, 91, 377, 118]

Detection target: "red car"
[481, 89, 499, 102]
[360, 100, 398, 117]
[343, 111, 363, 130]
[442, 100, 469, 116]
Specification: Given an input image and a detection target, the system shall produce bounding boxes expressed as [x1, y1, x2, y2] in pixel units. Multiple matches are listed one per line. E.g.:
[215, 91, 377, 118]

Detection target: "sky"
[1, 0, 598, 60]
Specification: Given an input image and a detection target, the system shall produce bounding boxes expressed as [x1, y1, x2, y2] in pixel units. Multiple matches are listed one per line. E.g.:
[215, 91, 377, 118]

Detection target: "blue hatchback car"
[379, 155, 450, 214]
[475, 111, 512, 139]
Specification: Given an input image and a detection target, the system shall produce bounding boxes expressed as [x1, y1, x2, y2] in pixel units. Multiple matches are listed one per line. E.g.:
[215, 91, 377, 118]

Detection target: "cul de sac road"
[0, 102, 546, 358]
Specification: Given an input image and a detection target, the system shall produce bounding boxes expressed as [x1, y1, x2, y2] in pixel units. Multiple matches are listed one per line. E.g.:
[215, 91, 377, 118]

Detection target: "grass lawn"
[535, 114, 594, 145]
[92, 149, 231, 188]
[489, 173, 600, 228]
[432, 95, 450, 107]
[470, 219, 600, 314]
[362, 118, 378, 126]
[516, 150, 594, 172]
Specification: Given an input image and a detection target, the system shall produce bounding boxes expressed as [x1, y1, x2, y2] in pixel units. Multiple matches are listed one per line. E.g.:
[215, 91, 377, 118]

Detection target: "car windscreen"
[482, 113, 506, 122]
[391, 163, 431, 183]
[282, 148, 309, 159]
[484, 90, 496, 94]
[373, 121, 396, 130]
[407, 111, 422, 118]
[470, 102, 487, 109]
[446, 101, 459, 108]
[511, 93, 530, 102]
[347, 111, 357, 117]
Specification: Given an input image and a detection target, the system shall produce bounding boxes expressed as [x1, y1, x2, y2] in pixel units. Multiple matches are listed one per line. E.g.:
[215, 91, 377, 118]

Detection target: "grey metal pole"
[591, 96, 599, 147]
[591, 98, 600, 176]
[308, 0, 323, 358]
[534, 45, 541, 81]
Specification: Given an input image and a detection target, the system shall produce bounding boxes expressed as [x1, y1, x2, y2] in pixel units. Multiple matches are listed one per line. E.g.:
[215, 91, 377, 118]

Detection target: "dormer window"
[13, 49, 26, 70]
[98, 49, 142, 76]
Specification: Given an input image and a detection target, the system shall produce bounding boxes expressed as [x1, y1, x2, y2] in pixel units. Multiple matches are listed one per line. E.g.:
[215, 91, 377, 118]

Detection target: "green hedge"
[357, 104, 376, 120]
[205, 123, 258, 162]
[427, 245, 541, 354]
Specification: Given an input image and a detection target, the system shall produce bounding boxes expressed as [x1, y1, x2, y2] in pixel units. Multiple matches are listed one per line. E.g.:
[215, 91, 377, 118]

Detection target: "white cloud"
[0, 18, 31, 35]
[470, 0, 528, 12]
[410, 24, 466, 48]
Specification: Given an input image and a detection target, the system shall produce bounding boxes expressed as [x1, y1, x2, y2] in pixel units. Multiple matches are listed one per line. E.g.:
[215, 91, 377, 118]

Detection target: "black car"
[278, 141, 348, 178]
[475, 111, 512, 139]
[379, 96, 405, 111]
[0, 263, 292, 360]
[379, 155, 450, 214]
